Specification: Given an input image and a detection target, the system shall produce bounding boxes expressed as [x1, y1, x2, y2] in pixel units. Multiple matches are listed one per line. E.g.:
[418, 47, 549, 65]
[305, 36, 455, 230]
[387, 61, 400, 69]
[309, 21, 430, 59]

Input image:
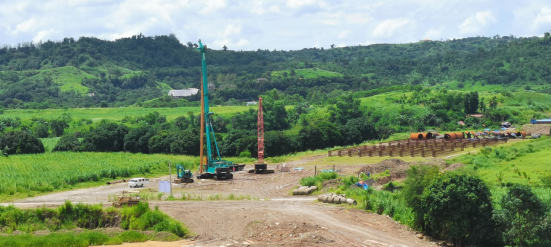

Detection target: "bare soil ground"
[7, 155, 439, 246]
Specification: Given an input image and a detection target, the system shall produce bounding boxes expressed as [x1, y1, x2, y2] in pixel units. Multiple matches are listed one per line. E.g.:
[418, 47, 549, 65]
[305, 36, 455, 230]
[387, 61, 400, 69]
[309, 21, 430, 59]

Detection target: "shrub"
[239, 150, 251, 158]
[422, 173, 498, 246]
[120, 202, 187, 237]
[401, 165, 441, 230]
[33, 124, 49, 138]
[494, 185, 550, 246]
[81, 122, 129, 152]
[0, 130, 45, 155]
[52, 135, 82, 152]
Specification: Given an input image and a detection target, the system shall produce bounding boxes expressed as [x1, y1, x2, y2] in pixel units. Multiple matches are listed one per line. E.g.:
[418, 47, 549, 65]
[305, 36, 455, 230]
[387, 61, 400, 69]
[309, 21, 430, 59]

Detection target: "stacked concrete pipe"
[317, 193, 357, 205]
[292, 186, 318, 195]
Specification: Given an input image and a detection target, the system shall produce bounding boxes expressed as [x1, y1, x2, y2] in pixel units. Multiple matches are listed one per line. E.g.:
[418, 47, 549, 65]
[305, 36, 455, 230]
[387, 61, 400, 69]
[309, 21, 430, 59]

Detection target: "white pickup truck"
[128, 178, 149, 188]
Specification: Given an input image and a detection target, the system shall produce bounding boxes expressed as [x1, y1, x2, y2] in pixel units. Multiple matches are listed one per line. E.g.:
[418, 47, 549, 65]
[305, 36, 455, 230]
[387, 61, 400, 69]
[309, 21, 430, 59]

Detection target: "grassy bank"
[0, 201, 189, 246]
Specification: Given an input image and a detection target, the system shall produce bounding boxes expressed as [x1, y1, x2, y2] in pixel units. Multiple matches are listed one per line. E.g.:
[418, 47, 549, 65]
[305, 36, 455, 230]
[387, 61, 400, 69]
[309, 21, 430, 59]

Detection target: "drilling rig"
[195, 40, 245, 180]
[249, 97, 274, 174]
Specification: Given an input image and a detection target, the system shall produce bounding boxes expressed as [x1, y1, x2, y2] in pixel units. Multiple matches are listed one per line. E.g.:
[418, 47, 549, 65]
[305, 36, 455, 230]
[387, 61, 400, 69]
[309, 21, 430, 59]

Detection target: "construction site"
[3, 40, 549, 247]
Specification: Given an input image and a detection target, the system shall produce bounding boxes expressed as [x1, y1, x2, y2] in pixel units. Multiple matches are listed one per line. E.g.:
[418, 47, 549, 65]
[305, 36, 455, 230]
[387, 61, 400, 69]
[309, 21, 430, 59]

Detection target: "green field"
[2, 105, 256, 123]
[271, 68, 342, 79]
[25, 66, 94, 94]
[0, 151, 255, 202]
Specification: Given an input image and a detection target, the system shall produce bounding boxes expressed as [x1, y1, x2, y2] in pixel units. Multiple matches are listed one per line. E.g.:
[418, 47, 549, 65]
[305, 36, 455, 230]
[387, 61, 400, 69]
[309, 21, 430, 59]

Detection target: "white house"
[246, 101, 258, 106]
[168, 88, 199, 99]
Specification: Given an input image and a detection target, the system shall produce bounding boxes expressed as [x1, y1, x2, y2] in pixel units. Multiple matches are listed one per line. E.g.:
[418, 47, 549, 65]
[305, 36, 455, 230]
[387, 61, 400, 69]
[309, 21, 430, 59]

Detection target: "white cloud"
[338, 30, 349, 39]
[372, 18, 410, 38]
[345, 13, 373, 25]
[458, 11, 497, 34]
[423, 28, 442, 40]
[0, 0, 551, 50]
[534, 7, 551, 25]
[12, 18, 38, 35]
[286, 0, 317, 9]
[200, 0, 227, 14]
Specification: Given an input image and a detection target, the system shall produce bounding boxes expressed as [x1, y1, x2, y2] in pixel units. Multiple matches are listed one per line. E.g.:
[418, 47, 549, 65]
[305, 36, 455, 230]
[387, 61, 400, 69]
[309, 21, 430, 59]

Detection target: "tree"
[124, 126, 157, 153]
[402, 165, 441, 230]
[339, 117, 375, 145]
[489, 96, 498, 110]
[299, 125, 326, 151]
[330, 44, 335, 48]
[0, 131, 45, 155]
[223, 45, 227, 51]
[494, 185, 550, 246]
[148, 130, 176, 154]
[33, 123, 49, 138]
[50, 119, 69, 137]
[52, 135, 82, 152]
[170, 129, 200, 155]
[82, 122, 129, 152]
[422, 173, 498, 246]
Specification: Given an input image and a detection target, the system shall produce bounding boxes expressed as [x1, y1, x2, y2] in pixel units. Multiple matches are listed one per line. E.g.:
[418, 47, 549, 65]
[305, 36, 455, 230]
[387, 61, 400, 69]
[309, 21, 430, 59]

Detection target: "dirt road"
[7, 158, 437, 246]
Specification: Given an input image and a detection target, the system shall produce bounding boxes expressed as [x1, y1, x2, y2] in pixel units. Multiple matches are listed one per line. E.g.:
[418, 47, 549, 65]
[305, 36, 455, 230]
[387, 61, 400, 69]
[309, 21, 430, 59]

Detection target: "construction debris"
[317, 193, 357, 205]
[292, 186, 318, 195]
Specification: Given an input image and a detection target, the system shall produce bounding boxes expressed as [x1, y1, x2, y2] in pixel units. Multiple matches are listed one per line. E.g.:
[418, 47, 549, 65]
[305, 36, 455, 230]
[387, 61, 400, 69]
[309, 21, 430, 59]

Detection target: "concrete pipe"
[299, 186, 308, 190]
[292, 189, 299, 195]
[410, 133, 423, 140]
[339, 197, 348, 204]
[318, 195, 324, 201]
[324, 196, 332, 203]
[334, 197, 342, 204]
[298, 188, 309, 195]
[310, 186, 318, 191]
[346, 199, 357, 205]
[444, 133, 453, 139]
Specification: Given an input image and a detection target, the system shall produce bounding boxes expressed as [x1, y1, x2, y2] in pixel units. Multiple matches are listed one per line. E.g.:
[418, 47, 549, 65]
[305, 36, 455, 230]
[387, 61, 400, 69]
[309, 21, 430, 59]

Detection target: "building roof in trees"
[466, 114, 484, 118]
[168, 88, 199, 97]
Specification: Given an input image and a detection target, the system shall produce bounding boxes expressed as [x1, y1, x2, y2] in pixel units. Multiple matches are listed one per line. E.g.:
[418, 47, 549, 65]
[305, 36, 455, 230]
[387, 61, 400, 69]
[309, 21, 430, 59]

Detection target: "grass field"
[271, 68, 342, 79]
[0, 151, 254, 202]
[25, 66, 94, 94]
[2, 105, 256, 123]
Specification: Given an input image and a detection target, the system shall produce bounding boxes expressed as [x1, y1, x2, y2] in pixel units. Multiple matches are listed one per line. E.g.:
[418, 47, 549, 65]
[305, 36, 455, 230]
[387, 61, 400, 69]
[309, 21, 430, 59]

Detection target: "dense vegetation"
[0, 201, 188, 246]
[1, 33, 550, 109]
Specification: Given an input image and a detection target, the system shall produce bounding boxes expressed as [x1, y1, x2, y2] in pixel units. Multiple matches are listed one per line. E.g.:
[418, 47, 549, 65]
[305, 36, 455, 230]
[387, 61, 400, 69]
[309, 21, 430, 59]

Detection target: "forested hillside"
[1, 32, 550, 109]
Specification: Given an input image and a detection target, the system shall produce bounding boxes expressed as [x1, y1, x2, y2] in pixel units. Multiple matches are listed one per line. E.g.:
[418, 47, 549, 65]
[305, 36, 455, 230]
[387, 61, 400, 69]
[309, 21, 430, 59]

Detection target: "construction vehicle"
[249, 97, 274, 174]
[195, 40, 245, 180]
[174, 164, 194, 183]
[112, 190, 141, 207]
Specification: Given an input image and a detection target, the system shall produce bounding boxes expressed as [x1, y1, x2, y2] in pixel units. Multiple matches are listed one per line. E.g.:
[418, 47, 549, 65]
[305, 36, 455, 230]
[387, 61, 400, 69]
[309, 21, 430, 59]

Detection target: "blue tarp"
[356, 181, 369, 190]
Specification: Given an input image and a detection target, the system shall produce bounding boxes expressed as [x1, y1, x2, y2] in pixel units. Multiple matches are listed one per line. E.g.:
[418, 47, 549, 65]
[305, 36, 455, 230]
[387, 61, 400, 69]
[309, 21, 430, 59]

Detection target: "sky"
[1, 0, 551, 50]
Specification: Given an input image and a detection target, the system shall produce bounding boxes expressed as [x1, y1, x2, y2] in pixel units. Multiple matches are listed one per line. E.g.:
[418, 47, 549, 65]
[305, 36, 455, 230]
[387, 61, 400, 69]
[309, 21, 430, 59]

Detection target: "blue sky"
[1, 0, 550, 50]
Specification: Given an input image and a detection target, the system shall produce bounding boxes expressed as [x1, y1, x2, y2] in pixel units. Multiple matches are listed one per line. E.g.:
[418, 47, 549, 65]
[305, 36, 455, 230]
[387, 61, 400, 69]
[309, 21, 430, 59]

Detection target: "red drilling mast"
[257, 97, 264, 163]
[249, 97, 273, 174]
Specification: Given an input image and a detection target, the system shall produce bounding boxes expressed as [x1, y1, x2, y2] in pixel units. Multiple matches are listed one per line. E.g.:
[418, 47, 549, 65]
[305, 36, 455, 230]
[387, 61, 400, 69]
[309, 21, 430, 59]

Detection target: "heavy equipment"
[249, 97, 274, 174]
[174, 164, 194, 183]
[112, 190, 141, 207]
[195, 40, 245, 180]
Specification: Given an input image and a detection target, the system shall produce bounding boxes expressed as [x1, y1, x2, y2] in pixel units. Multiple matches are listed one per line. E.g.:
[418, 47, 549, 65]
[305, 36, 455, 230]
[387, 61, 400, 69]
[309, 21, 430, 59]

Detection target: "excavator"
[195, 40, 245, 180]
[174, 164, 194, 183]
[249, 97, 274, 174]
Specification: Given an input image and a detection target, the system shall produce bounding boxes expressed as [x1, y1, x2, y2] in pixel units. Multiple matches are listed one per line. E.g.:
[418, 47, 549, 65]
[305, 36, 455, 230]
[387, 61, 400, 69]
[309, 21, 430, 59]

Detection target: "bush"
[401, 165, 441, 230]
[422, 173, 498, 246]
[239, 150, 251, 158]
[52, 135, 82, 152]
[120, 202, 188, 237]
[494, 185, 550, 246]
[0, 131, 45, 155]
[33, 124, 49, 138]
[81, 122, 129, 152]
